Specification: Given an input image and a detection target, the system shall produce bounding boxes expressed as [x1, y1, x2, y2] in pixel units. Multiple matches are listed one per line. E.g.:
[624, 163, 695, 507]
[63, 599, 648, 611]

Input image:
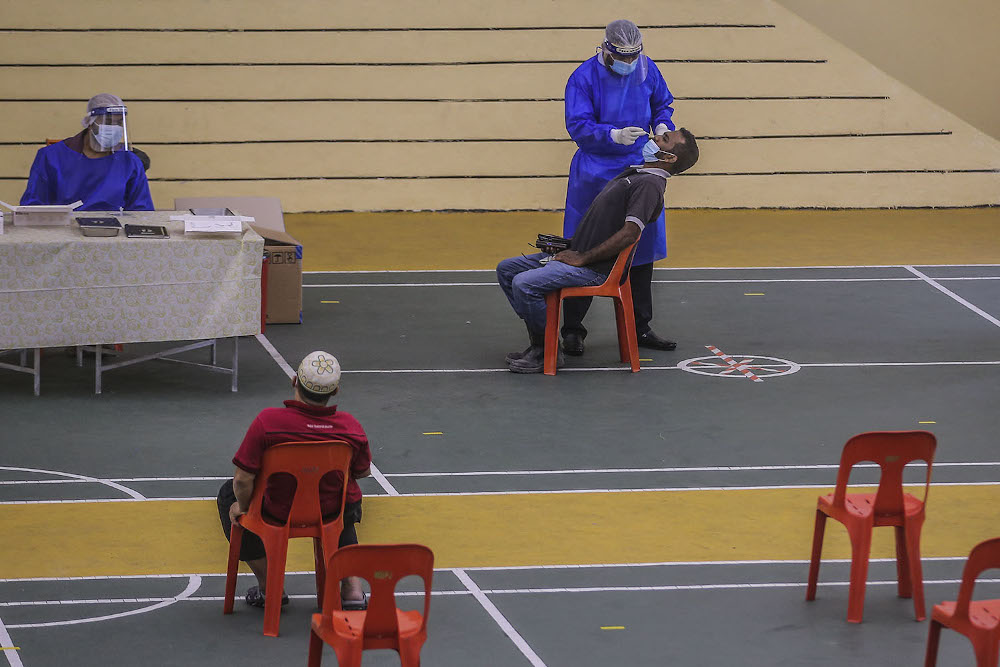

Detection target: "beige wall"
[775, 0, 1000, 140]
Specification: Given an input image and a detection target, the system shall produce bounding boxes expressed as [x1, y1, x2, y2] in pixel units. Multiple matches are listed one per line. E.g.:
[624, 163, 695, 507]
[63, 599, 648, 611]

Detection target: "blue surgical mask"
[92, 123, 124, 150]
[610, 57, 637, 76]
[641, 138, 661, 162]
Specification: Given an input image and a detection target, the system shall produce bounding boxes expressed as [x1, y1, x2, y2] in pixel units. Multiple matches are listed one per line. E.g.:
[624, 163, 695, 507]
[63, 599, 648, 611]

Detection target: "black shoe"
[341, 591, 368, 611]
[245, 585, 290, 608]
[561, 332, 585, 356]
[505, 345, 533, 363]
[637, 330, 677, 351]
[507, 346, 563, 373]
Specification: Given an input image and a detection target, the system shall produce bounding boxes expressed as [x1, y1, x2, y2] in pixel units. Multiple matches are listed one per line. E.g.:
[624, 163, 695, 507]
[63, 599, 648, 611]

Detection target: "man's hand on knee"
[552, 250, 586, 266]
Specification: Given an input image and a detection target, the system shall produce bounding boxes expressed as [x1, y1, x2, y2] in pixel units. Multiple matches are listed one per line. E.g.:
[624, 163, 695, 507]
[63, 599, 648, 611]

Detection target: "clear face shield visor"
[598, 41, 648, 82]
[83, 105, 130, 152]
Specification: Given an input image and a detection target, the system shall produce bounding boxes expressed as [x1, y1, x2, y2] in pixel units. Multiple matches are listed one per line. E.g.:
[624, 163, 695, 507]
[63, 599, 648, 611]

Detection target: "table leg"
[76, 345, 83, 367]
[95, 345, 103, 394]
[211, 338, 218, 366]
[231, 336, 239, 392]
[33, 348, 40, 396]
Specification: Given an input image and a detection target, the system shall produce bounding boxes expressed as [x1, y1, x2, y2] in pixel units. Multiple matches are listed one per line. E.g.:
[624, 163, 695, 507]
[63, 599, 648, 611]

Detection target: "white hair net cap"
[605, 19, 642, 51]
[81, 93, 125, 128]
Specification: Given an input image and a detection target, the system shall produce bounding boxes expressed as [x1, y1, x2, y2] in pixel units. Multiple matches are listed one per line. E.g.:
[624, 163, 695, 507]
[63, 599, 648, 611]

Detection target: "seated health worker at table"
[20, 93, 154, 211]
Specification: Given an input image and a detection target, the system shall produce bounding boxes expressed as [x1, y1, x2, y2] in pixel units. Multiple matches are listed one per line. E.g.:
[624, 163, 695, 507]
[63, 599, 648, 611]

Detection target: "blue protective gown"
[20, 140, 154, 211]
[563, 55, 675, 266]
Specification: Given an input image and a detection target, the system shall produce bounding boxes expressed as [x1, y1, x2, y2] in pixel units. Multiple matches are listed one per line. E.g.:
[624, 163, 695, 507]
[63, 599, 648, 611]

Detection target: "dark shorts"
[217, 480, 362, 562]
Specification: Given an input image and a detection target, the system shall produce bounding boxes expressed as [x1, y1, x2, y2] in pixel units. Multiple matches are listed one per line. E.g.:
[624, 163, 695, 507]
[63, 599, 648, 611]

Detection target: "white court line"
[0, 466, 144, 501]
[253, 333, 295, 377]
[905, 265, 1000, 328]
[6, 579, 998, 610]
[253, 333, 399, 496]
[331, 359, 1000, 375]
[4, 480, 1000, 505]
[304, 277, 1000, 288]
[303, 264, 1000, 274]
[0, 557, 971, 583]
[2, 461, 999, 487]
[453, 569, 547, 667]
[0, 615, 23, 667]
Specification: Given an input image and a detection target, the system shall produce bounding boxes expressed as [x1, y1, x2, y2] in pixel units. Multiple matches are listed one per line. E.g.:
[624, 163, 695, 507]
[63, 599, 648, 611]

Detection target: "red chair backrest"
[831, 431, 937, 513]
[953, 536, 1000, 620]
[324, 544, 434, 638]
[610, 240, 640, 287]
[255, 440, 354, 528]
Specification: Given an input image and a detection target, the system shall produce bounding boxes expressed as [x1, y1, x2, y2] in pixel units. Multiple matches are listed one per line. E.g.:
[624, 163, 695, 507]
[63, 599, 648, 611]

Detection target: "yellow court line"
[320, 300, 340, 304]
[1, 485, 997, 580]
[422, 432, 444, 435]
[600, 627, 625, 631]
[919, 421, 937, 424]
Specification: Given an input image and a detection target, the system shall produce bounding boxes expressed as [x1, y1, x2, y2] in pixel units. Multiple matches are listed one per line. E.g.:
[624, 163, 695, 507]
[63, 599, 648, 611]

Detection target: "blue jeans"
[496, 253, 607, 335]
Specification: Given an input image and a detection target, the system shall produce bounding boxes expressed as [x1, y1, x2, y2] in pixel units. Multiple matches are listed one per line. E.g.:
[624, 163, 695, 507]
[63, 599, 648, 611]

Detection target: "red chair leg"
[846, 524, 873, 623]
[543, 292, 562, 376]
[619, 285, 640, 372]
[314, 537, 326, 610]
[973, 640, 999, 667]
[805, 510, 826, 601]
[308, 628, 324, 667]
[223, 523, 244, 614]
[895, 525, 913, 599]
[262, 537, 289, 637]
[613, 297, 629, 362]
[923, 620, 942, 667]
[905, 518, 927, 621]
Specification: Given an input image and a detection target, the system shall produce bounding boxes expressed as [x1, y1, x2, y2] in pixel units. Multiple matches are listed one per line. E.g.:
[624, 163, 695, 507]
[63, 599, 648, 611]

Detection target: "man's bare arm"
[232, 466, 256, 512]
[552, 222, 640, 267]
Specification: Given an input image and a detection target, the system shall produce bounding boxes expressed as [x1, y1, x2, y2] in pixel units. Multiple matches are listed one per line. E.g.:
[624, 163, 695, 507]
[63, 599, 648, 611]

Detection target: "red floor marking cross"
[705, 345, 764, 382]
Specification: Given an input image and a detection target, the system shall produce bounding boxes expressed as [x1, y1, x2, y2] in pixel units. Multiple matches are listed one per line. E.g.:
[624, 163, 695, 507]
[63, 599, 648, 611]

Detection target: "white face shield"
[82, 105, 129, 153]
[598, 40, 649, 82]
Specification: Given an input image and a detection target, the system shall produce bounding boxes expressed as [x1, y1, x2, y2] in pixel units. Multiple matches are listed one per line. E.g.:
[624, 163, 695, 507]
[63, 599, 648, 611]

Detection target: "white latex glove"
[655, 123, 669, 136]
[609, 126, 647, 145]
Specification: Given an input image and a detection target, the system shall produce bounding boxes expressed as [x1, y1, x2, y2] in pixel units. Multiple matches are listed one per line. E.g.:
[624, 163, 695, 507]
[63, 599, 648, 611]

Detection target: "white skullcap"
[297, 351, 341, 395]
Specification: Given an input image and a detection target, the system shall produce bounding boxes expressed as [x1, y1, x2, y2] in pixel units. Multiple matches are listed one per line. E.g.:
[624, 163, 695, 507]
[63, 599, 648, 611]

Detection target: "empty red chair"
[925, 537, 1000, 666]
[309, 543, 434, 666]
[223, 440, 354, 637]
[806, 430, 937, 623]
[543, 240, 640, 376]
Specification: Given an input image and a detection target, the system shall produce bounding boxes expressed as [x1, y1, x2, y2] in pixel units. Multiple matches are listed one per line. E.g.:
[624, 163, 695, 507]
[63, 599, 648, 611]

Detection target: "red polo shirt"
[232, 400, 372, 521]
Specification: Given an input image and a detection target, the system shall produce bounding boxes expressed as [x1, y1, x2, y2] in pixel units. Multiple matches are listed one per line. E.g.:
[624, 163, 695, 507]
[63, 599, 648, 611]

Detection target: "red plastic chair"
[806, 430, 937, 623]
[308, 543, 434, 667]
[543, 240, 640, 376]
[925, 537, 1000, 666]
[223, 440, 354, 637]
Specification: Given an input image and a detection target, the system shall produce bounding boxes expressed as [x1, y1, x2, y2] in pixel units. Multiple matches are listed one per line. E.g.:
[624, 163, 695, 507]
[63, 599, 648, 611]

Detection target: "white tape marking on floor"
[253, 333, 296, 377]
[0, 466, 144, 501]
[0, 615, 23, 667]
[905, 265, 1000, 328]
[4, 575, 201, 630]
[453, 569, 547, 667]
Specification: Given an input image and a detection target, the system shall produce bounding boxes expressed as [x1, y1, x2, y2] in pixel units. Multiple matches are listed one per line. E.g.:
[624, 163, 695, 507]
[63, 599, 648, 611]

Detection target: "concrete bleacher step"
[0, 0, 997, 210]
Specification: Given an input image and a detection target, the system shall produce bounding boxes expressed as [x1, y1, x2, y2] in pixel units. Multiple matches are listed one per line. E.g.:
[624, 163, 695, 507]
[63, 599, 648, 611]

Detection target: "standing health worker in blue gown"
[20, 93, 153, 211]
[561, 20, 677, 353]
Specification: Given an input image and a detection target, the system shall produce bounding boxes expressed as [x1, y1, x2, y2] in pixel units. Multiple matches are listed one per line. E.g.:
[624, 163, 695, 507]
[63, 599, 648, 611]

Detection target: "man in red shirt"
[217, 350, 372, 610]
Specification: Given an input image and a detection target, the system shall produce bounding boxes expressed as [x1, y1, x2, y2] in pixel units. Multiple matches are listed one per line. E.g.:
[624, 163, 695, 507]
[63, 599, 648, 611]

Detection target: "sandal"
[341, 591, 368, 611]
[245, 585, 290, 608]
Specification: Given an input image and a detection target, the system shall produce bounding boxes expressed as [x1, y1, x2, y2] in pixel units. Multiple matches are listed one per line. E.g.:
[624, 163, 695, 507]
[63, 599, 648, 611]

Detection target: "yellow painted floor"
[286, 208, 1000, 272]
[4, 486, 997, 579]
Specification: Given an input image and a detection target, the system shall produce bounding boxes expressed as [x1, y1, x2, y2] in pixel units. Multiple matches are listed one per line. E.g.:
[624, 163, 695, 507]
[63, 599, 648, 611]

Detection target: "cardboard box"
[250, 224, 303, 325]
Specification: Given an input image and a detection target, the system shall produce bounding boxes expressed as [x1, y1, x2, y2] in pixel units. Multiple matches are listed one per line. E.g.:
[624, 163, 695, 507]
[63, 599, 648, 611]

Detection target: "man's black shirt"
[569, 167, 668, 275]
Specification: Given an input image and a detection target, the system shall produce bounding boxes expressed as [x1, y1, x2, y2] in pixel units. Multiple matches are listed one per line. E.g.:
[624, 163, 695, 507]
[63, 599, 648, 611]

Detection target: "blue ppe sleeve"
[647, 62, 676, 132]
[19, 150, 55, 206]
[124, 159, 154, 210]
[565, 76, 635, 156]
